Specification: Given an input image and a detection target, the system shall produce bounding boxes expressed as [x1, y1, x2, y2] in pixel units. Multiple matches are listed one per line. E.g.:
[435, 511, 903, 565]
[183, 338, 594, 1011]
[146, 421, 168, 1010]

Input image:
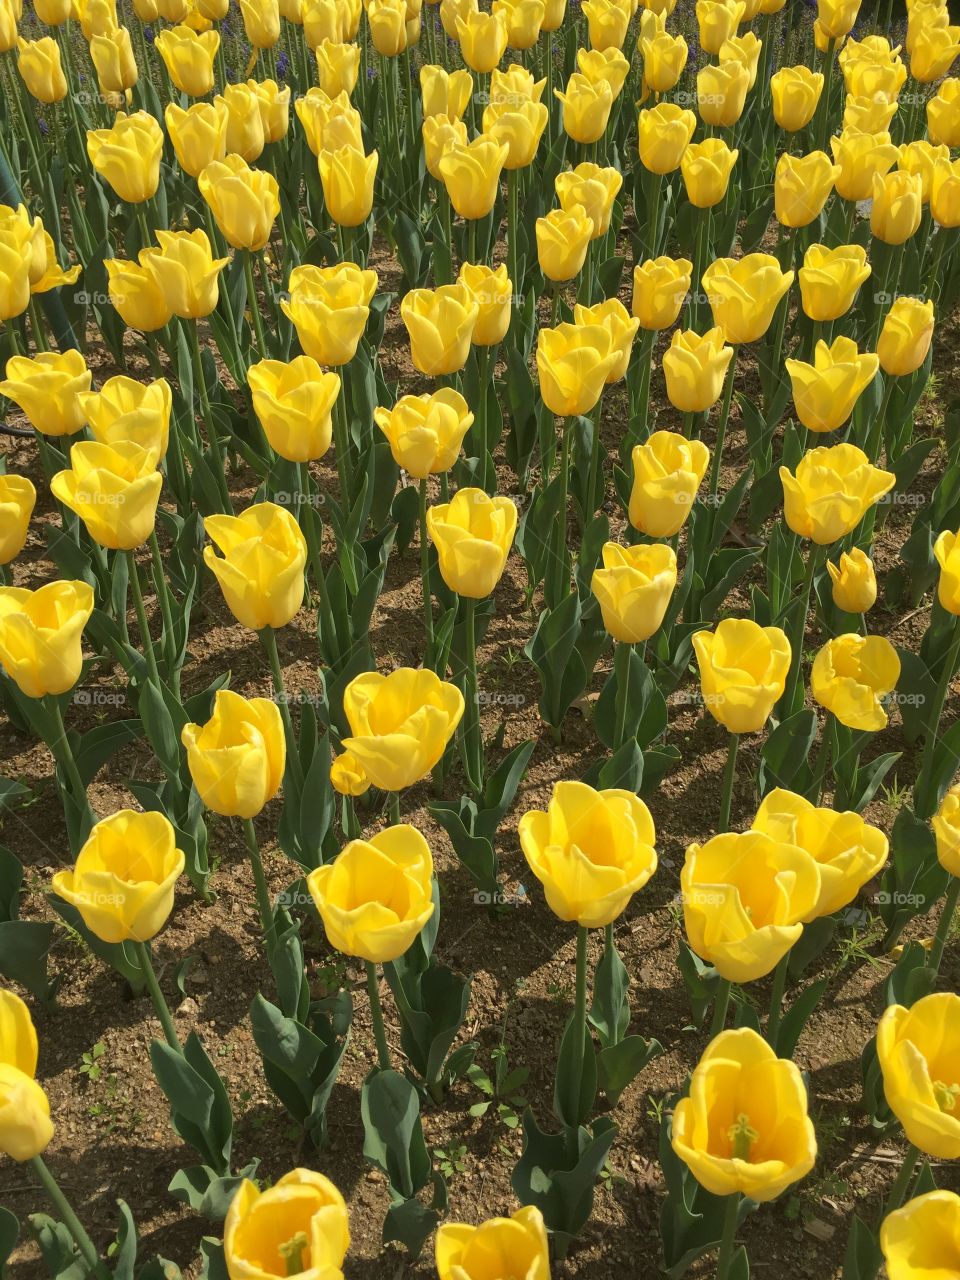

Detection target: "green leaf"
[361, 1069, 432, 1200]
[0, 1206, 19, 1277]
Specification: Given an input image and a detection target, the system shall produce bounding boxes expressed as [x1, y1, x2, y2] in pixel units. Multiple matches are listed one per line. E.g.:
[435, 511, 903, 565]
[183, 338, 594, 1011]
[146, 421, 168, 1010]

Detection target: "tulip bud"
[0, 1066, 54, 1162]
[577, 45, 630, 96]
[638, 100, 696, 173]
[781, 443, 895, 543]
[198, 153, 280, 251]
[155, 23, 219, 95]
[439, 135, 509, 218]
[877, 296, 934, 376]
[582, 0, 630, 51]
[870, 169, 923, 244]
[785, 336, 879, 433]
[696, 0, 744, 55]
[164, 100, 229, 177]
[420, 64, 473, 118]
[933, 784, 960, 876]
[238, 0, 280, 46]
[628, 430, 709, 536]
[204, 502, 308, 630]
[483, 98, 548, 168]
[51, 440, 162, 551]
[90, 26, 139, 94]
[694, 618, 792, 735]
[774, 150, 840, 227]
[281, 261, 377, 366]
[0, 350, 92, 436]
[0, 581, 94, 699]
[697, 59, 751, 127]
[827, 547, 877, 613]
[427, 487, 517, 598]
[79, 375, 172, 457]
[400, 283, 479, 375]
[456, 7, 508, 71]
[798, 242, 871, 322]
[572, 298, 638, 382]
[630, 255, 692, 330]
[770, 65, 823, 131]
[105, 257, 174, 332]
[639, 29, 687, 92]
[374, 387, 474, 476]
[330, 750, 370, 796]
[591, 541, 677, 643]
[318, 145, 378, 226]
[831, 128, 898, 201]
[182, 689, 286, 818]
[16, 37, 67, 103]
[87, 111, 164, 203]
[934, 528, 960, 616]
[928, 76, 960, 147]
[536, 321, 618, 416]
[315, 38, 361, 95]
[554, 71, 614, 143]
[458, 262, 512, 345]
[662, 326, 734, 412]
[0, 476, 35, 566]
[248, 356, 341, 461]
[681, 137, 738, 208]
[702, 253, 794, 344]
[144, 228, 228, 319]
[555, 161, 622, 235]
[216, 82, 266, 160]
[536, 203, 594, 281]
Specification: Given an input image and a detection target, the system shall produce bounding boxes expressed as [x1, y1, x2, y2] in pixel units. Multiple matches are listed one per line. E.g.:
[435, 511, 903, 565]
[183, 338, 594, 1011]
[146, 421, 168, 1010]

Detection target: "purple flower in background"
[277, 49, 290, 80]
[144, 24, 155, 41]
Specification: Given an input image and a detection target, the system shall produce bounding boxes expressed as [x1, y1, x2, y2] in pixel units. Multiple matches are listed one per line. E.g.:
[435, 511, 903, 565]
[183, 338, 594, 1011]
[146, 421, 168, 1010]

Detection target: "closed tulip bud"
[301, 0, 339, 45]
[774, 150, 840, 227]
[871, 169, 922, 244]
[51, 809, 184, 943]
[573, 298, 638, 382]
[911, 23, 960, 83]
[631, 257, 692, 331]
[493, 0, 545, 49]
[0, 1066, 54, 1162]
[697, 59, 750, 126]
[16, 37, 67, 103]
[87, 112, 163, 203]
[932, 157, 960, 227]
[520, 780, 657, 927]
[456, 7, 507, 70]
[693, 618, 791, 734]
[817, 0, 860, 39]
[224, 1172, 350, 1280]
[296, 87, 362, 155]
[781, 443, 894, 543]
[0, 476, 34, 565]
[248, 78, 290, 143]
[881, 1191, 960, 1280]
[342, 667, 463, 790]
[369, 0, 408, 53]
[663, 326, 734, 412]
[672, 1029, 817, 1196]
[204, 502, 307, 630]
[628, 430, 709, 536]
[165, 100, 228, 177]
[683, 830, 820, 983]
[248, 356, 340, 462]
[76, 0, 120, 40]
[928, 76, 960, 147]
[155, 0, 189, 19]
[318, 145, 377, 225]
[52, 440, 161, 551]
[843, 56, 906, 102]
[827, 546, 877, 613]
[330, 750, 370, 796]
[811, 633, 900, 730]
[182, 689, 285, 818]
[843, 92, 898, 132]
[401, 284, 479, 375]
[105, 257, 174, 332]
[541, 0, 565, 25]
[0, 350, 91, 437]
[785, 336, 879, 433]
[638, 101, 696, 173]
[422, 113, 469, 178]
[436, 1208, 548, 1280]
[0, 0, 15, 50]
[896, 140, 948, 204]
[483, 98, 548, 168]
[198, 154, 280, 251]
[315, 39, 360, 96]
[681, 137, 738, 207]
[440, 0, 472, 40]
[878, 993, 960, 1158]
[0, 990, 38, 1079]
[79, 375, 172, 457]
[555, 162, 622, 235]
[696, 0, 743, 54]
[536, 203, 594, 281]
[536, 321, 618, 417]
[90, 27, 138, 94]
[577, 45, 630, 96]
[427, 487, 517, 597]
[490, 61, 546, 103]
[799, 242, 871, 322]
[933, 784, 960, 875]
[878, 296, 934, 375]
[582, 0, 630, 50]
[35, 0, 71, 22]
[720, 31, 761, 88]
[0, 242, 30, 323]
[702, 252, 794, 344]
[639, 29, 688, 92]
[421, 64, 472, 118]
[238, 0, 280, 44]
[591, 541, 676, 643]
[144, 228, 228, 320]
[554, 71, 614, 143]
[375, 388, 473, 477]
[458, 262, 512, 345]
[0, 580, 93, 698]
[831, 128, 898, 201]
[934, 528, 960, 615]
[439, 135, 508, 218]
[752, 786, 887, 918]
[133, 0, 159, 18]
[217, 83, 266, 160]
[155, 24, 218, 95]
[770, 64, 823, 130]
[281, 261, 377, 366]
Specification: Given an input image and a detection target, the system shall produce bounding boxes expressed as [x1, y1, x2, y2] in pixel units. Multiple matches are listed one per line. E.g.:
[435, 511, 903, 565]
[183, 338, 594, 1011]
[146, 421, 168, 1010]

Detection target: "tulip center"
[934, 1080, 959, 1114]
[727, 1113, 759, 1161]
[278, 1230, 309, 1276]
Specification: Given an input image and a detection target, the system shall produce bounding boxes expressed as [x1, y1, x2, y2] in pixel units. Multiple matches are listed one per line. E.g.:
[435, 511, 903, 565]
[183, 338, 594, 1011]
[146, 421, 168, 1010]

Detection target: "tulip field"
[4, 0, 960, 1272]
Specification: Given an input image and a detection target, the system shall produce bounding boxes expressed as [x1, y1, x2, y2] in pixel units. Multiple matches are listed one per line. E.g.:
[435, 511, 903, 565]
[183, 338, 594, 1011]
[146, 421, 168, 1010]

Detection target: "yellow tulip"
[591, 541, 676, 643]
[0, 990, 38, 1077]
[911, 23, 960, 83]
[628, 430, 709, 536]
[35, 0, 71, 21]
[827, 547, 877, 613]
[932, 157, 960, 228]
[681, 138, 738, 208]
[436, 1207, 548, 1280]
[0, 350, 91, 436]
[934, 528, 960, 616]
[249, 78, 290, 143]
[374, 388, 474, 477]
[341, 668, 464, 790]
[843, 54, 906, 102]
[330, 750, 370, 796]
[781, 444, 895, 543]
[281, 262, 377, 366]
[554, 71, 614, 143]
[661, 326, 732, 413]
[51, 810, 185, 944]
[0, 581, 93, 699]
[572, 298, 639, 382]
[582, 0, 630, 50]
[682, 831, 820, 982]
[898, 140, 949, 204]
[536, 321, 617, 417]
[400, 283, 479, 375]
[720, 31, 762, 89]
[483, 98, 548, 168]
[811, 633, 900, 731]
[203, 502, 308, 630]
[536, 204, 594, 282]
[798, 242, 871, 322]
[303, 0, 345, 45]
[315, 39, 360, 96]
[0, 240, 29, 323]
[144, 228, 228, 320]
[519, 780, 657, 927]
[877, 296, 935, 376]
[493, 0, 545, 50]
[458, 262, 512, 346]
[0, 1065, 54, 1161]
[831, 128, 898, 201]
[0, 206, 47, 288]
[490, 61, 546, 103]
[693, 618, 791, 734]
[198, 154, 280, 251]
[238, 0, 281, 45]
[89, 27, 139, 94]
[248, 357, 340, 462]
[871, 169, 923, 244]
[216, 83, 266, 161]
[51, 441, 161, 551]
[770, 64, 823, 130]
[438, 136, 509, 219]
[105, 257, 174, 332]
[774, 150, 840, 227]
[182, 689, 285, 818]
[368, 0, 408, 54]
[224, 1170, 350, 1280]
[697, 60, 751, 127]
[752, 787, 887, 918]
[155, 24, 218, 95]
[0, 476, 35, 565]
[638, 101, 696, 174]
[933, 784, 960, 876]
[576, 45, 630, 97]
[696, 0, 744, 54]
[928, 76, 960, 147]
[672, 1028, 817, 1198]
[318, 145, 378, 226]
[555, 162, 622, 236]
[29, 231, 80, 297]
[420, 63, 473, 118]
[16, 37, 67, 103]
[296, 87, 360, 156]
[702, 253, 794, 344]
[640, 29, 688, 92]
[630, 255, 691, 330]
[880, 1190, 960, 1280]
[87, 112, 163, 203]
[165, 100, 229, 178]
[422, 113, 469, 179]
[427, 487, 517, 598]
[79, 375, 171, 457]
[878, 993, 960, 1158]
[785, 336, 879, 434]
[817, 0, 859, 38]
[843, 92, 898, 132]
[456, 7, 508, 71]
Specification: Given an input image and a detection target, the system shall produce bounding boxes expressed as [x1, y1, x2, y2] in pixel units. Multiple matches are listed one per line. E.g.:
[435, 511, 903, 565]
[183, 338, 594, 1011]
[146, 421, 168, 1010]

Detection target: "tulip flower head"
[374, 387, 474, 477]
[798, 242, 871, 322]
[536, 321, 618, 417]
[774, 150, 840, 227]
[827, 547, 877, 613]
[638, 101, 696, 174]
[400, 284, 480, 375]
[555, 163, 623, 236]
[0, 475, 35, 565]
[341, 668, 464, 790]
[555, 71, 614, 143]
[536, 204, 595, 282]
[182, 689, 286, 818]
[630, 256, 692, 330]
[436, 1206, 549, 1280]
[693, 618, 791, 734]
[878, 993, 960, 1158]
[248, 357, 341, 462]
[770, 65, 823, 130]
[681, 138, 739, 208]
[810, 633, 901, 731]
[281, 261, 377, 366]
[785, 336, 879, 434]
[628, 430, 710, 536]
[591, 541, 677, 643]
[0, 580, 94, 698]
[702, 253, 794, 344]
[87, 112, 164, 203]
[224, 1170, 350, 1279]
[662, 327, 734, 412]
[427, 487, 518, 598]
[933, 783, 960, 876]
[203, 502, 308, 630]
[877, 296, 935, 376]
[880, 1190, 960, 1280]
[0, 350, 91, 436]
[51, 441, 163, 551]
[780, 444, 895, 543]
[198, 153, 281, 251]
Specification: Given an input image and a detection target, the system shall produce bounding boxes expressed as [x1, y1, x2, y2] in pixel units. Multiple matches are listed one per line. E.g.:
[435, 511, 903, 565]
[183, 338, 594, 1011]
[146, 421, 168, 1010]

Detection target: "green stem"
[716, 1194, 741, 1280]
[419, 478, 435, 663]
[46, 699, 93, 828]
[815, 40, 835, 152]
[708, 349, 738, 529]
[135, 940, 182, 1052]
[461, 595, 482, 794]
[388, 791, 401, 824]
[27, 297, 48, 353]
[365, 960, 392, 1071]
[244, 250, 268, 356]
[928, 878, 960, 975]
[710, 977, 732, 1037]
[29, 1156, 102, 1275]
[332, 391, 352, 506]
[242, 817, 276, 950]
[507, 167, 519, 304]
[881, 1144, 921, 1217]
[765, 953, 789, 1052]
[258, 626, 303, 784]
[613, 641, 632, 751]
[781, 544, 822, 718]
[149, 531, 179, 695]
[718, 732, 739, 830]
[813, 710, 833, 804]
[127, 550, 162, 686]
